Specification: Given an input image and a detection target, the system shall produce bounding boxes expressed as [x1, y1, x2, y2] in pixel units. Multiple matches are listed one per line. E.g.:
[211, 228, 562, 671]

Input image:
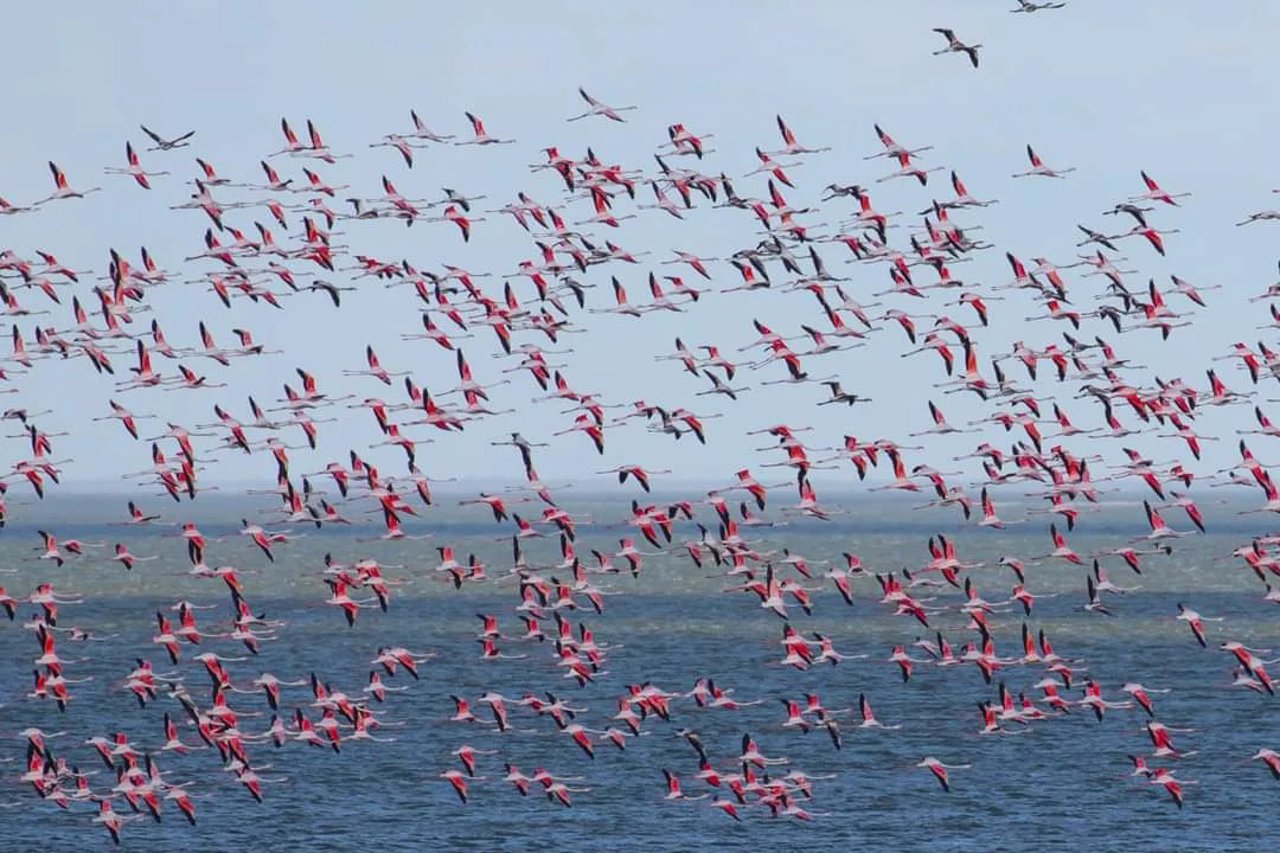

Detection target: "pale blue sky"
[3, 2, 1278, 487]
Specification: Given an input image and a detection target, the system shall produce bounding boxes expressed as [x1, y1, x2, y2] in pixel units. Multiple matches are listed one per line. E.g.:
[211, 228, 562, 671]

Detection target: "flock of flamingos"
[4, 5, 1280, 844]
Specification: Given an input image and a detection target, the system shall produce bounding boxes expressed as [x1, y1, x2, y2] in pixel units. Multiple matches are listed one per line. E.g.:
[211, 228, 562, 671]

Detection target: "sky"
[2, 1, 1279, 493]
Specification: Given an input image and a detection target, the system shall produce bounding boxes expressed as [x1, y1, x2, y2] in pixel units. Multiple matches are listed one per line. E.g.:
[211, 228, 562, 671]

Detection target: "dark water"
[1, 494, 1276, 851]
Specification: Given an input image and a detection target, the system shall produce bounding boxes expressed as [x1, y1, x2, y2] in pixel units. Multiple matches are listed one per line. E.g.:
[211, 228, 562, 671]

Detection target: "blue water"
[0, 494, 1275, 851]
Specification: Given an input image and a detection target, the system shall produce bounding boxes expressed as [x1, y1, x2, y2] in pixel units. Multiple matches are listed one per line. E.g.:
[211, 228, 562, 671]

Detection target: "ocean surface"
[1, 492, 1276, 851]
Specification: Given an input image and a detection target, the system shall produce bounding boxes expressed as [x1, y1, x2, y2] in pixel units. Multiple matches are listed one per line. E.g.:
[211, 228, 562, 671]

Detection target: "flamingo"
[1012, 0, 1067, 10]
[567, 88, 637, 122]
[104, 142, 170, 189]
[455, 112, 516, 146]
[1012, 145, 1076, 178]
[139, 125, 195, 150]
[931, 28, 981, 68]
[917, 757, 970, 792]
[1131, 170, 1191, 206]
[1250, 749, 1280, 781]
[35, 162, 102, 204]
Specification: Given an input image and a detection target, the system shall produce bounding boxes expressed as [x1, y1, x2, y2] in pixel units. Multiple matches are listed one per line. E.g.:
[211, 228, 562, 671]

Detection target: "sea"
[0, 490, 1275, 851]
